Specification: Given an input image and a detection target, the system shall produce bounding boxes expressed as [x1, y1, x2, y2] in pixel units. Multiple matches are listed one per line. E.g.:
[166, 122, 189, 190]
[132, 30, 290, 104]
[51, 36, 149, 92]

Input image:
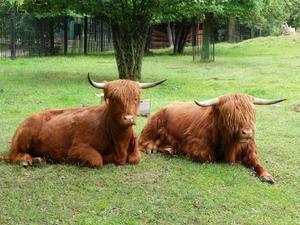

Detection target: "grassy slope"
[0, 35, 299, 225]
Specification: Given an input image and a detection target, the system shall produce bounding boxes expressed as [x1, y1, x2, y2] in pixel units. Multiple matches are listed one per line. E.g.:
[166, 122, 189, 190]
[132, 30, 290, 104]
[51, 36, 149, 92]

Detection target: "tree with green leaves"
[155, 1, 267, 60]
[74, 0, 160, 80]
[13, 0, 160, 80]
[286, 0, 300, 29]
[198, 0, 267, 61]
[154, 0, 203, 54]
[3, 0, 299, 79]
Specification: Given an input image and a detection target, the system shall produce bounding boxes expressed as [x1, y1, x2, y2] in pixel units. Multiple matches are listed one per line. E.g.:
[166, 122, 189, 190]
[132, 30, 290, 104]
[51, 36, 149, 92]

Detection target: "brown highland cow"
[1, 74, 165, 168]
[139, 94, 286, 184]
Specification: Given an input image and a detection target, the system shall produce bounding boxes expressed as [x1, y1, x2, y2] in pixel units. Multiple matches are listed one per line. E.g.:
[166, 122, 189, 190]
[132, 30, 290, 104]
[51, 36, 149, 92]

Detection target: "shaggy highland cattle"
[139, 94, 286, 183]
[2, 74, 165, 167]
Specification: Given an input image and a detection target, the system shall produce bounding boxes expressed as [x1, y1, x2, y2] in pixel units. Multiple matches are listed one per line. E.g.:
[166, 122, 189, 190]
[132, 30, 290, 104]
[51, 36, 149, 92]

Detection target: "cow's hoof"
[32, 157, 45, 166]
[163, 147, 173, 154]
[19, 160, 31, 168]
[146, 148, 157, 154]
[259, 175, 274, 184]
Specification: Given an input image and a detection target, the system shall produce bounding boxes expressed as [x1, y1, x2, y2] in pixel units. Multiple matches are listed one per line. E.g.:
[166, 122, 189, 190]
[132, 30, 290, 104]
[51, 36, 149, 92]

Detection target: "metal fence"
[0, 13, 113, 58]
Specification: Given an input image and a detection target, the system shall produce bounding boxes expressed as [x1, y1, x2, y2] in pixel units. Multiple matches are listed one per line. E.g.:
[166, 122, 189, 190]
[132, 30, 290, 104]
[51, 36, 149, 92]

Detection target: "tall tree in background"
[198, 0, 266, 61]
[228, 16, 236, 43]
[76, 0, 159, 81]
[4, 0, 299, 79]
[156, 0, 203, 54]
[21, 0, 159, 80]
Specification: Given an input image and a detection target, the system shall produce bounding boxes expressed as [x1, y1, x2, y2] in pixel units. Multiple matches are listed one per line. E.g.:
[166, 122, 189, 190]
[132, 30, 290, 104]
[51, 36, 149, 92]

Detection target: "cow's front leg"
[102, 142, 129, 166]
[67, 145, 103, 168]
[127, 134, 141, 164]
[113, 144, 129, 165]
[182, 137, 216, 162]
[225, 143, 243, 164]
[242, 143, 274, 184]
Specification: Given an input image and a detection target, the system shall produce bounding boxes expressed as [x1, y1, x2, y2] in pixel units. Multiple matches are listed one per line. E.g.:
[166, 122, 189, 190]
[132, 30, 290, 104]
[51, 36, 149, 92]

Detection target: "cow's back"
[15, 105, 108, 161]
[140, 102, 212, 150]
[159, 103, 206, 139]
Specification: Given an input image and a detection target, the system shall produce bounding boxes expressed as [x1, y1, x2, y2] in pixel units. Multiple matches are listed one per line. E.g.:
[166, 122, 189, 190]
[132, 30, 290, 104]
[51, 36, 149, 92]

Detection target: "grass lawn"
[0, 35, 300, 225]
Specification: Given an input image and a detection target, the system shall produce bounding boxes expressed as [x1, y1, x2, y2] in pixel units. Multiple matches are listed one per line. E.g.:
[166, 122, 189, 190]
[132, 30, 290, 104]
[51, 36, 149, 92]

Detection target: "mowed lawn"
[0, 35, 300, 225]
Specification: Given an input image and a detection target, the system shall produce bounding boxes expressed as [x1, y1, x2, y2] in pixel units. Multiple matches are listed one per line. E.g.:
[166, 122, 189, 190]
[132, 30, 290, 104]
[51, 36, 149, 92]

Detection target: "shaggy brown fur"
[4, 80, 143, 167]
[139, 94, 274, 183]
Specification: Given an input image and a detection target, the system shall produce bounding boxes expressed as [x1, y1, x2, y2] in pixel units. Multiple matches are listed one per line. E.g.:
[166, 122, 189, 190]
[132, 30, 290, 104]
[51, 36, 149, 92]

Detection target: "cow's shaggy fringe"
[104, 80, 140, 112]
[216, 94, 256, 145]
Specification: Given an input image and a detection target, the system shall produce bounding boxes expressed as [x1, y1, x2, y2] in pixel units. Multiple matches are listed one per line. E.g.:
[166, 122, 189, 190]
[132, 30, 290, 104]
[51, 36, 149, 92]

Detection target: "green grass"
[1, 34, 300, 225]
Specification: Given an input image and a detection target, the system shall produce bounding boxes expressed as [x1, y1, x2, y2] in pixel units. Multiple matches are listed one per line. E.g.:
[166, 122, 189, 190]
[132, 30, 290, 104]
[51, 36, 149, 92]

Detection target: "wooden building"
[149, 23, 203, 49]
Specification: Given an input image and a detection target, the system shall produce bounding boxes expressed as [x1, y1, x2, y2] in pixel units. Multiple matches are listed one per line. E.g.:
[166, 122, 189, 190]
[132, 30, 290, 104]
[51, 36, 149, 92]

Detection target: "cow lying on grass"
[1, 74, 165, 167]
[139, 94, 286, 184]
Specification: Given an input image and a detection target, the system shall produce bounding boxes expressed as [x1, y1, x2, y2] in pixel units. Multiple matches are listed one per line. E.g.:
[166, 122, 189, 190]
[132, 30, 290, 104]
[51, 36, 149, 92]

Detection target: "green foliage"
[155, 0, 265, 23]
[0, 35, 300, 224]
[154, 0, 203, 23]
[156, 0, 299, 37]
[240, 0, 300, 35]
[1, 0, 24, 12]
[286, 0, 300, 28]
[21, 0, 73, 17]
[73, 0, 159, 27]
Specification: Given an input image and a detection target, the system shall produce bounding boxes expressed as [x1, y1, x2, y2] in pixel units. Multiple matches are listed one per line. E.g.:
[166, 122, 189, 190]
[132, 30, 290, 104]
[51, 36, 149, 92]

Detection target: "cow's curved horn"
[139, 79, 166, 89]
[88, 73, 106, 89]
[194, 98, 220, 107]
[252, 97, 287, 105]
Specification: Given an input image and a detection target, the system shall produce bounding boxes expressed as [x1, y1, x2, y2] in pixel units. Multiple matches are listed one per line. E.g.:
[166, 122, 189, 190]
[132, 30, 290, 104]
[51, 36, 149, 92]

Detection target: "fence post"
[10, 10, 16, 59]
[212, 31, 215, 62]
[84, 16, 88, 55]
[100, 20, 104, 52]
[50, 18, 55, 55]
[63, 16, 68, 55]
[192, 19, 196, 62]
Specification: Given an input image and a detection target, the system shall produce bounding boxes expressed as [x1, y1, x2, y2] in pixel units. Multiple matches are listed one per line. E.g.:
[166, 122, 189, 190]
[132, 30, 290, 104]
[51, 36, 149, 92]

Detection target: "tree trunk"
[250, 27, 255, 38]
[167, 22, 174, 48]
[228, 16, 236, 43]
[173, 21, 192, 54]
[111, 23, 149, 81]
[144, 27, 152, 54]
[201, 13, 213, 62]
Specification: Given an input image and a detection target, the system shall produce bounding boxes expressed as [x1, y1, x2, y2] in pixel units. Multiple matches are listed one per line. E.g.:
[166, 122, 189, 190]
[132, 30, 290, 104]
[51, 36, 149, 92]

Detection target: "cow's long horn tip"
[194, 101, 202, 106]
[279, 98, 287, 102]
[158, 79, 167, 84]
[87, 73, 92, 83]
